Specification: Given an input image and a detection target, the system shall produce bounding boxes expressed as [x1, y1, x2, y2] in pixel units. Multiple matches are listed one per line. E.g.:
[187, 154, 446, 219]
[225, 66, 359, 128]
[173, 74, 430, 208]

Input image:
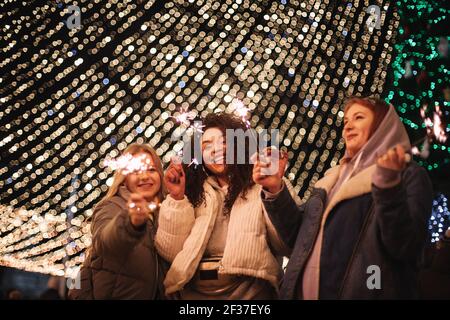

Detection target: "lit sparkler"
[421, 104, 448, 143]
[172, 106, 196, 127]
[230, 98, 251, 128]
[128, 201, 160, 212]
[172, 151, 199, 168]
[103, 153, 154, 175]
[190, 121, 205, 134]
[172, 106, 204, 136]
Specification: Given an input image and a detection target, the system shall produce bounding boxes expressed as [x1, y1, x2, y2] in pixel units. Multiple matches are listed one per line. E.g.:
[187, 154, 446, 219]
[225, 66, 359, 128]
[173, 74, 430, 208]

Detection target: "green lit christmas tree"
[384, 0, 449, 176]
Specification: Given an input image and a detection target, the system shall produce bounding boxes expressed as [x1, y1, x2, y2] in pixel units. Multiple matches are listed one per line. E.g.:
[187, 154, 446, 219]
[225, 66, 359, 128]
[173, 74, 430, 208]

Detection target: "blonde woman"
[70, 143, 167, 299]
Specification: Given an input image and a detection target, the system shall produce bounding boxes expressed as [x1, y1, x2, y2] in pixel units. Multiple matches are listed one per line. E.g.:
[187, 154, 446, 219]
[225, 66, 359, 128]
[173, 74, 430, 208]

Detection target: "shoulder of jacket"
[404, 160, 423, 173]
[314, 165, 340, 189]
[403, 161, 431, 182]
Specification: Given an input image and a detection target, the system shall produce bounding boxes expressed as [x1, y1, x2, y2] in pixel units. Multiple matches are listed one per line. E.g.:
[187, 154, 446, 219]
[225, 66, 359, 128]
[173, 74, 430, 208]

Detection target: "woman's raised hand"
[252, 147, 288, 194]
[127, 193, 151, 228]
[164, 157, 186, 200]
[377, 144, 408, 172]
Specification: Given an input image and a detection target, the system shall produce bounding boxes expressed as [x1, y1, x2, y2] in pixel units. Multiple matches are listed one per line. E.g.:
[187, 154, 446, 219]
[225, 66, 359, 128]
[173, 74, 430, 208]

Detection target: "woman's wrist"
[372, 164, 402, 189]
[264, 181, 283, 195]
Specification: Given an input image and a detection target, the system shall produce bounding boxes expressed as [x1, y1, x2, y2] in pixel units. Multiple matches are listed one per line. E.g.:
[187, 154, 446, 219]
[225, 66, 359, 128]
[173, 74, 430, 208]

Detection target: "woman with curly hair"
[155, 113, 299, 299]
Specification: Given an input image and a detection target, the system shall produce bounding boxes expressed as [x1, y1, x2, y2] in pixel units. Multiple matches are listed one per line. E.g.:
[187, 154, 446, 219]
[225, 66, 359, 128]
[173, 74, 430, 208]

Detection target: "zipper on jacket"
[338, 202, 375, 298]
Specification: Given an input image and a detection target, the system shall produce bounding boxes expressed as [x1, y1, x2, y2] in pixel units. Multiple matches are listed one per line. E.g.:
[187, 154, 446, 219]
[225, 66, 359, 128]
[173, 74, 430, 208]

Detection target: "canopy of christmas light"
[0, 0, 409, 277]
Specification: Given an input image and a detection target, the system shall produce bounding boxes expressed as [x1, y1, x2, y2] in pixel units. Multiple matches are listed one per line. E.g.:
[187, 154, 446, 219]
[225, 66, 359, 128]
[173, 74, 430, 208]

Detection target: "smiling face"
[201, 127, 227, 176]
[343, 103, 375, 158]
[124, 152, 161, 201]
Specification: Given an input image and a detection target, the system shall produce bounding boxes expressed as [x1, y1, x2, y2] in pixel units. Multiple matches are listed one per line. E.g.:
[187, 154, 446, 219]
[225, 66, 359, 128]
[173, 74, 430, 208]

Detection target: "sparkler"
[171, 106, 204, 134]
[230, 98, 251, 128]
[189, 157, 200, 168]
[190, 121, 205, 134]
[410, 103, 447, 160]
[104, 154, 161, 217]
[420, 104, 448, 144]
[172, 106, 196, 127]
[103, 153, 154, 175]
[170, 106, 204, 170]
[170, 106, 203, 168]
[128, 201, 160, 213]
[172, 152, 199, 168]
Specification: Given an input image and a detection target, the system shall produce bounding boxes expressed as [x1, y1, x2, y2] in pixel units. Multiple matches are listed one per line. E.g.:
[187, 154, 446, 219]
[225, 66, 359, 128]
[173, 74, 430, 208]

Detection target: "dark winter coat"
[263, 162, 433, 299]
[70, 194, 166, 299]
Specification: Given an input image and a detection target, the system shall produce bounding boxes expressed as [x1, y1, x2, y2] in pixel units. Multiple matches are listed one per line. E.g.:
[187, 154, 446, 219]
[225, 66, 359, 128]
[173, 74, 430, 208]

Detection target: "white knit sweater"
[155, 176, 300, 295]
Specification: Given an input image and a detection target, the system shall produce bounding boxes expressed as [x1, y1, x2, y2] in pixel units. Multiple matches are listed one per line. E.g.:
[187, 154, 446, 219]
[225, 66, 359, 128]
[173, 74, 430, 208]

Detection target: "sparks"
[128, 201, 160, 213]
[172, 106, 196, 127]
[103, 153, 154, 175]
[188, 157, 200, 168]
[421, 104, 448, 144]
[190, 121, 205, 133]
[172, 106, 205, 136]
[172, 151, 199, 168]
[230, 98, 251, 128]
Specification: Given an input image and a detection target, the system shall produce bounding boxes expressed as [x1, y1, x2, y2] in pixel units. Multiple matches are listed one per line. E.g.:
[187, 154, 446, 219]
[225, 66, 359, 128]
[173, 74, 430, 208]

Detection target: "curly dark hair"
[183, 112, 255, 214]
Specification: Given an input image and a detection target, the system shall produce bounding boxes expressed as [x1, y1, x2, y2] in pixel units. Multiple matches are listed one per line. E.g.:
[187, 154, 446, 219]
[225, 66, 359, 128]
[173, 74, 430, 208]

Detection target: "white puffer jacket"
[155, 176, 300, 295]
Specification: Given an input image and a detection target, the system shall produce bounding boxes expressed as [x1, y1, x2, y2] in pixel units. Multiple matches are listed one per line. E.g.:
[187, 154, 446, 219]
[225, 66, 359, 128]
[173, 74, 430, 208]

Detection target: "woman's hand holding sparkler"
[165, 157, 186, 201]
[252, 147, 288, 194]
[377, 144, 410, 172]
[127, 193, 153, 228]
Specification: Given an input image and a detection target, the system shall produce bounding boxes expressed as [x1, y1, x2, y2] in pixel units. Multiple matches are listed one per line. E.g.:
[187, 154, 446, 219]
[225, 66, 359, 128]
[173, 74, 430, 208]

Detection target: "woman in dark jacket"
[254, 97, 433, 299]
[70, 143, 167, 299]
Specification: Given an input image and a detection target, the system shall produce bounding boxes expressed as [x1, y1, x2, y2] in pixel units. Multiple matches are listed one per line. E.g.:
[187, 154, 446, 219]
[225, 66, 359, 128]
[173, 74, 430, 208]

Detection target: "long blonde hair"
[96, 143, 167, 208]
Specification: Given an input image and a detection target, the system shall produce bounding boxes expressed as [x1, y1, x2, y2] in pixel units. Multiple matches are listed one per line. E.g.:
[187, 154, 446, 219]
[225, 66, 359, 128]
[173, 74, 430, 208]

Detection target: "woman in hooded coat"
[254, 97, 433, 299]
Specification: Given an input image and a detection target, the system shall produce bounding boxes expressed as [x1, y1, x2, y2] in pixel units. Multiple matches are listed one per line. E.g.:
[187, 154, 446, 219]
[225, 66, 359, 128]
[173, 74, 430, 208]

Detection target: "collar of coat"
[314, 164, 376, 226]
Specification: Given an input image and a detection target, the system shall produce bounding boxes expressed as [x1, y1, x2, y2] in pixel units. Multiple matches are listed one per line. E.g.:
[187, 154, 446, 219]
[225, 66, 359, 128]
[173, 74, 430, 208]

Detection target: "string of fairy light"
[0, 0, 399, 277]
[429, 193, 450, 243]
